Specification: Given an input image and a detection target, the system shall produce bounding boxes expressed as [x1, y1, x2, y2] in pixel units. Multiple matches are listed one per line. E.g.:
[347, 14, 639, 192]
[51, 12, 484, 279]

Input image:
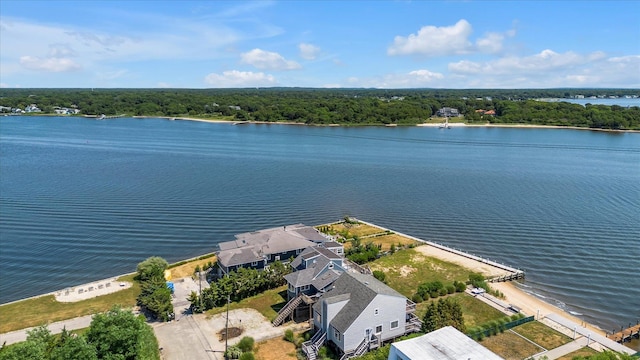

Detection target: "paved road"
[0, 314, 94, 345]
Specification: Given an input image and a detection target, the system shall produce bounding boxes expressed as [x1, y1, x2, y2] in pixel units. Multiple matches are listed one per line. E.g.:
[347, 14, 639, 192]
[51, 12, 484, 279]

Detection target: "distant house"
[216, 224, 328, 276]
[388, 326, 504, 360]
[475, 109, 496, 116]
[304, 272, 421, 359]
[25, 104, 41, 113]
[436, 107, 459, 117]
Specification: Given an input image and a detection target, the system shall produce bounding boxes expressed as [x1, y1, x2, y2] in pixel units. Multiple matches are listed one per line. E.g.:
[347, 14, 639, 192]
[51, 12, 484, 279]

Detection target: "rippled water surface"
[1, 116, 638, 336]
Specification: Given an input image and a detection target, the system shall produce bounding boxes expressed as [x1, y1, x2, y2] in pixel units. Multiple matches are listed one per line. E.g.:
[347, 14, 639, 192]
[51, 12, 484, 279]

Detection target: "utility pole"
[225, 294, 230, 359]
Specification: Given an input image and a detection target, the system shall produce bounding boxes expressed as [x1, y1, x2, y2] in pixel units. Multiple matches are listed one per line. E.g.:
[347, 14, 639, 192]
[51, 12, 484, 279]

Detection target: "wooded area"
[1, 88, 638, 130]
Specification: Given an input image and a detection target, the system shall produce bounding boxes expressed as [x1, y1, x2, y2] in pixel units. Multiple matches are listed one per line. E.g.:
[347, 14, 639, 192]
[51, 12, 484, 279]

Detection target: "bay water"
[1, 116, 638, 342]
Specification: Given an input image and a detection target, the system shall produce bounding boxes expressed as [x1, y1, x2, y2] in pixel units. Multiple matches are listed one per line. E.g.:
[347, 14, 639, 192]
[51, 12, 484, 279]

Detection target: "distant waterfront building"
[436, 107, 459, 117]
[215, 224, 329, 276]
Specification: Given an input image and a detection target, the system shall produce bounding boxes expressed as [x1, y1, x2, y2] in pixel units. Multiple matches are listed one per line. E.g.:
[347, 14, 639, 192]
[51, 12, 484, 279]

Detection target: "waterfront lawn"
[513, 320, 572, 350]
[480, 330, 543, 359]
[329, 222, 384, 238]
[414, 293, 505, 328]
[0, 274, 140, 333]
[369, 247, 475, 298]
[556, 347, 598, 360]
[167, 254, 217, 279]
[205, 285, 287, 321]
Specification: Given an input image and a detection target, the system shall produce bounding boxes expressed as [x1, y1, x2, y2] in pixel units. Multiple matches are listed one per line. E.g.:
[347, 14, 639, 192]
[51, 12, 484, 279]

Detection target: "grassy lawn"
[556, 347, 599, 360]
[0, 274, 140, 333]
[369, 248, 476, 298]
[480, 330, 544, 360]
[167, 254, 217, 279]
[205, 285, 288, 321]
[513, 320, 573, 350]
[356, 234, 419, 251]
[328, 223, 385, 238]
[414, 293, 505, 329]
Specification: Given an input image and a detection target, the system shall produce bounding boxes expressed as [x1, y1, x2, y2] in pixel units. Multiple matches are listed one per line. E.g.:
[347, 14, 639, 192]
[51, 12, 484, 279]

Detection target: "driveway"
[154, 308, 309, 360]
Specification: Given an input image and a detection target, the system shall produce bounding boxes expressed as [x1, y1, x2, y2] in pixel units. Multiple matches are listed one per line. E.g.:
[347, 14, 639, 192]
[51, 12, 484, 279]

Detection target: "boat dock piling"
[607, 321, 640, 344]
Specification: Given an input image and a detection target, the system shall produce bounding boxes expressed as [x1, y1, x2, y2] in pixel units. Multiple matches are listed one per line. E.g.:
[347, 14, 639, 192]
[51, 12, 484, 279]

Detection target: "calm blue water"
[1, 116, 639, 336]
[553, 97, 640, 107]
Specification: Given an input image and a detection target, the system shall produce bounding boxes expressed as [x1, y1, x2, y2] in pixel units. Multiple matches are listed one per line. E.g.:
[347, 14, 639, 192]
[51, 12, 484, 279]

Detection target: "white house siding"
[342, 294, 406, 352]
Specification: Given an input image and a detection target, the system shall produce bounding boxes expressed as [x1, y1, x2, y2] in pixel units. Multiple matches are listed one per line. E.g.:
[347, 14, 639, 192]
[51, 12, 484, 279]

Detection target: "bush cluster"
[136, 257, 174, 322]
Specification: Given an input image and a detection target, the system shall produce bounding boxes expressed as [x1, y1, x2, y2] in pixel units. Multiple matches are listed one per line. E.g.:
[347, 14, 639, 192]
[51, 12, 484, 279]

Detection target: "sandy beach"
[411, 243, 610, 337]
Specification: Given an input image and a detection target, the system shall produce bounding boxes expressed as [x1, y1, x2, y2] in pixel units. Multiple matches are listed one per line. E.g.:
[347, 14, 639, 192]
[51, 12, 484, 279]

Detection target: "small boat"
[98, 114, 106, 120]
[439, 117, 451, 129]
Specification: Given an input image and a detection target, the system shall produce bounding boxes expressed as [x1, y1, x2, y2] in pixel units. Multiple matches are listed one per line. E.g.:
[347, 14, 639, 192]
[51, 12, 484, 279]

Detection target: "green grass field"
[480, 330, 544, 359]
[513, 320, 573, 350]
[0, 274, 140, 333]
[205, 285, 288, 321]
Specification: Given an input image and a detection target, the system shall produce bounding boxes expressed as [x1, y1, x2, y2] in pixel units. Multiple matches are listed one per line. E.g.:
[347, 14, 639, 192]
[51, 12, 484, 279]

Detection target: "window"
[374, 308, 379, 316]
[328, 263, 334, 269]
[375, 325, 382, 333]
[334, 329, 341, 341]
[275, 255, 280, 261]
[390, 320, 399, 329]
[251, 261, 258, 266]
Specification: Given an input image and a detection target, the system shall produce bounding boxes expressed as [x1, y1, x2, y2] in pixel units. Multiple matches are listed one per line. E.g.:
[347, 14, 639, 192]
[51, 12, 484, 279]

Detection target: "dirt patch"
[399, 265, 415, 277]
[218, 326, 243, 341]
[255, 337, 297, 360]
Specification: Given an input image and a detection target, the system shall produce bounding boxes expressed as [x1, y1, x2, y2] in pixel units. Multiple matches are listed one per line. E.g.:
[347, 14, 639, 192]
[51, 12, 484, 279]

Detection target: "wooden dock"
[607, 321, 640, 343]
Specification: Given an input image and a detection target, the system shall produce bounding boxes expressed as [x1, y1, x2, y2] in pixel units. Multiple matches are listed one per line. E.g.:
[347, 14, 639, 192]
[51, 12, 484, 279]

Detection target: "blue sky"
[1, 0, 639, 88]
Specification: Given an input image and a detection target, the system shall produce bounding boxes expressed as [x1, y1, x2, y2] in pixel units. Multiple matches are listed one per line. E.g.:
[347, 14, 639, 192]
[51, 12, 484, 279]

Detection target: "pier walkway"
[608, 322, 640, 344]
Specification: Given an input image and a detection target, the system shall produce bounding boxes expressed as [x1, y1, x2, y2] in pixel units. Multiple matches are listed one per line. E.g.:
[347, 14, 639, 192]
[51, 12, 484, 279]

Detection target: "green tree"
[136, 256, 168, 282]
[422, 298, 465, 333]
[86, 306, 160, 360]
[51, 331, 97, 360]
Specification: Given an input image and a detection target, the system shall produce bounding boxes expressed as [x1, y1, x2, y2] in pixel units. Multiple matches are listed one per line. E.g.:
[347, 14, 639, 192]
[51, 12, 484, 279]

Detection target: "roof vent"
[364, 281, 369, 285]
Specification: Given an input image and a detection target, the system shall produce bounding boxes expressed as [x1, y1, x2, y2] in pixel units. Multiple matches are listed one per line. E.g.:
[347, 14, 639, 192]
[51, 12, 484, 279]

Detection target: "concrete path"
[0, 314, 94, 345]
[533, 337, 589, 359]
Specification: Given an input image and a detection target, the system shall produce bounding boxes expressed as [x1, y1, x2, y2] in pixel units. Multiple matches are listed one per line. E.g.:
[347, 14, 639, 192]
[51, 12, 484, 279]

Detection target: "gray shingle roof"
[313, 272, 405, 333]
[217, 224, 319, 267]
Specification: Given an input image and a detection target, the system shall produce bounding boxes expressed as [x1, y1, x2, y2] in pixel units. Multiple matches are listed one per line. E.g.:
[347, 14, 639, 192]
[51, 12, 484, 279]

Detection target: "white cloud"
[388, 19, 473, 56]
[351, 69, 445, 88]
[299, 43, 320, 60]
[157, 82, 171, 88]
[240, 49, 301, 70]
[204, 70, 276, 87]
[447, 51, 640, 88]
[388, 19, 516, 57]
[0, 83, 8, 88]
[19, 55, 81, 72]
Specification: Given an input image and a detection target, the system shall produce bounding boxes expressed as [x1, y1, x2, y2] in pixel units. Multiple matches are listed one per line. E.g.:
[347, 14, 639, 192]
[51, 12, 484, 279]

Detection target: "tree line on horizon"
[1, 88, 638, 130]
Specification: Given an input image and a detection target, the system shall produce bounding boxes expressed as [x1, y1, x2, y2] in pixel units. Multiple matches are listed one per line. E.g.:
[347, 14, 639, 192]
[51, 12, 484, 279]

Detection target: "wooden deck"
[607, 322, 640, 343]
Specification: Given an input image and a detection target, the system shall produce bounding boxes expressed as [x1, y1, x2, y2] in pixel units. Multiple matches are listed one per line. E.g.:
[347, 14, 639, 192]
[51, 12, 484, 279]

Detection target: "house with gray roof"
[216, 224, 328, 276]
[304, 272, 421, 360]
[285, 246, 345, 300]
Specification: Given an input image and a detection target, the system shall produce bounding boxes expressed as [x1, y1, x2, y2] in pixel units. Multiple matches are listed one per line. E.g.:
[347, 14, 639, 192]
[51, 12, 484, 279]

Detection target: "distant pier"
[607, 321, 640, 344]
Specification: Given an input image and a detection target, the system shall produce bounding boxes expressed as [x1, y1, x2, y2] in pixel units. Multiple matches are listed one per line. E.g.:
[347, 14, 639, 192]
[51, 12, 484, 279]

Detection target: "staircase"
[339, 337, 369, 360]
[273, 294, 305, 326]
[302, 330, 326, 360]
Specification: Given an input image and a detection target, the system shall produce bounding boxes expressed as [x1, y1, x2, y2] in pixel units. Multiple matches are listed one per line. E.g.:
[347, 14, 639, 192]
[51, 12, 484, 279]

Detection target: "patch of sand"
[399, 265, 415, 277]
[413, 245, 512, 278]
[490, 282, 606, 336]
[54, 278, 132, 302]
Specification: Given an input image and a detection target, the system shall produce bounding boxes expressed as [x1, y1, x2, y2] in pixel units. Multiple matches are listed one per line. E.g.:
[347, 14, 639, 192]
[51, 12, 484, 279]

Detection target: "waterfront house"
[216, 224, 328, 276]
[304, 272, 421, 359]
[436, 107, 459, 117]
[387, 326, 504, 360]
[284, 246, 346, 300]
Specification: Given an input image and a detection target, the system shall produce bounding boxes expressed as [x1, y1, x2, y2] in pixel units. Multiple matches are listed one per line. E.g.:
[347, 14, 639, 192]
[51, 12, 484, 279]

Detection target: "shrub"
[372, 270, 386, 282]
[453, 280, 466, 292]
[225, 346, 242, 359]
[411, 294, 423, 303]
[284, 329, 295, 343]
[446, 284, 456, 294]
[239, 352, 255, 360]
[237, 336, 254, 353]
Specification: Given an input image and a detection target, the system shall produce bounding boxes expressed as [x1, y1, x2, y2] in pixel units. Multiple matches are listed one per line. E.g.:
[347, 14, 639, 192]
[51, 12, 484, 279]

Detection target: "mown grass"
[480, 330, 543, 359]
[0, 274, 140, 333]
[167, 254, 217, 279]
[204, 285, 288, 321]
[329, 223, 384, 238]
[556, 347, 598, 360]
[369, 247, 476, 298]
[513, 320, 572, 350]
